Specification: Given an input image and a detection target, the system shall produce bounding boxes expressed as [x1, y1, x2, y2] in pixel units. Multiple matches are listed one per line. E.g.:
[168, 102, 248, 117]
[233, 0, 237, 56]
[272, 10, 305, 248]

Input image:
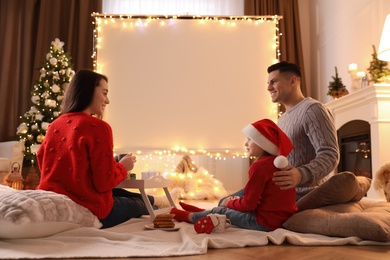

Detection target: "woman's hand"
[119, 153, 137, 172]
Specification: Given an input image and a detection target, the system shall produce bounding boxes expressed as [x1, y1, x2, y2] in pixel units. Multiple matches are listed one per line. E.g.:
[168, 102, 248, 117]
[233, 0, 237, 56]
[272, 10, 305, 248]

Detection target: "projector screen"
[95, 16, 280, 153]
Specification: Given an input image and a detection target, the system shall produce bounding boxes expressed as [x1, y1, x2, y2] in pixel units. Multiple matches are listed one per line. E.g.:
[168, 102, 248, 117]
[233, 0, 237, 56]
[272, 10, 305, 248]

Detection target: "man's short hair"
[267, 61, 302, 78]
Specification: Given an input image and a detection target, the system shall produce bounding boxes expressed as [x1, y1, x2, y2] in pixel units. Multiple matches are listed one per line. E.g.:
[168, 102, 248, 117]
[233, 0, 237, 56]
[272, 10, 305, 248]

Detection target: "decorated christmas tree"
[327, 66, 348, 99]
[16, 38, 75, 166]
[367, 45, 390, 83]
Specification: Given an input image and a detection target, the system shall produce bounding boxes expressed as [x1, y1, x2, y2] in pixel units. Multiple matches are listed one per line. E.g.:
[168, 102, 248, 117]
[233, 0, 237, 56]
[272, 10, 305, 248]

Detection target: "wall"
[302, 0, 390, 103]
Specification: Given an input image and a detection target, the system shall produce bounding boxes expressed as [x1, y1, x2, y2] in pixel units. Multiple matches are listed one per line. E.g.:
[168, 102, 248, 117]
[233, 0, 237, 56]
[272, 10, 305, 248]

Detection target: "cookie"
[154, 213, 175, 220]
[153, 213, 175, 228]
[153, 222, 175, 228]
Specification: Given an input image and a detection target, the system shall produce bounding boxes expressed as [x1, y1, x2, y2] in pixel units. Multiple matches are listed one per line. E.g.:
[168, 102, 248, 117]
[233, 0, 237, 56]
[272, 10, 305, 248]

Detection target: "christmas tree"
[367, 45, 390, 83]
[16, 38, 75, 166]
[327, 66, 348, 99]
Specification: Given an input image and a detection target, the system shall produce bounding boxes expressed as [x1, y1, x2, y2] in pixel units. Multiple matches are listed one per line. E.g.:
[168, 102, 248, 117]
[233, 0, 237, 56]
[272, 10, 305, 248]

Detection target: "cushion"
[0, 184, 102, 239]
[283, 201, 390, 242]
[297, 171, 371, 212]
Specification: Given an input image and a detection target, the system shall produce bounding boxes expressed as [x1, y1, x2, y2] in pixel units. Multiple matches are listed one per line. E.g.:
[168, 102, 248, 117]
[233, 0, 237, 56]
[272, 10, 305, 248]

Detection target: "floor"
[66, 244, 390, 260]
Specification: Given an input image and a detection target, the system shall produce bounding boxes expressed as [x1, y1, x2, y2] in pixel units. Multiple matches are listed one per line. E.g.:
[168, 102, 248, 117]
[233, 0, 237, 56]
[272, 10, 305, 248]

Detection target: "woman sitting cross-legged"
[36, 69, 178, 229]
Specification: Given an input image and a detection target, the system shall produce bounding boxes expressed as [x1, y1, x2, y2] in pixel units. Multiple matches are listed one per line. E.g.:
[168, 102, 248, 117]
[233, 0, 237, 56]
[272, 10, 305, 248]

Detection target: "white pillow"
[0, 220, 82, 239]
[0, 185, 102, 239]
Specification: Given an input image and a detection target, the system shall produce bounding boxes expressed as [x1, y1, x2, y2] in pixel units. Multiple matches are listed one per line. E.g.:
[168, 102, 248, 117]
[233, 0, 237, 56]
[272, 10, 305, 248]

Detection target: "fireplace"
[326, 84, 390, 201]
[337, 120, 371, 179]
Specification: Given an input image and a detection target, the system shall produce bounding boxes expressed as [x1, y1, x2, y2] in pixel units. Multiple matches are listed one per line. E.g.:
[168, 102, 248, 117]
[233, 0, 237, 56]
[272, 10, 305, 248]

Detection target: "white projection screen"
[95, 15, 280, 153]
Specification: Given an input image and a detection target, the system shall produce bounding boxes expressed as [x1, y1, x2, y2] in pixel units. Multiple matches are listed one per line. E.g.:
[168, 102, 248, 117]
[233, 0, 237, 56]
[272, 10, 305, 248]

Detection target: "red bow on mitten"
[194, 215, 218, 234]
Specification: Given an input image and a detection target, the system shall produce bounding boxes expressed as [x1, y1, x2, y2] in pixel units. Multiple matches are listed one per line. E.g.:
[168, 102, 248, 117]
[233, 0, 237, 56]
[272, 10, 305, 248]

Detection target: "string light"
[91, 13, 282, 71]
[92, 13, 281, 159]
[122, 150, 232, 199]
[115, 148, 249, 162]
[115, 148, 249, 180]
[16, 38, 75, 164]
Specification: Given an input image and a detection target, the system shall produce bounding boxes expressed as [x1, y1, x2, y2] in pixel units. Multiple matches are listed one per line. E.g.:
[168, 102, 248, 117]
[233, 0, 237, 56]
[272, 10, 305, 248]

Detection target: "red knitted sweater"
[37, 112, 127, 219]
[227, 156, 297, 230]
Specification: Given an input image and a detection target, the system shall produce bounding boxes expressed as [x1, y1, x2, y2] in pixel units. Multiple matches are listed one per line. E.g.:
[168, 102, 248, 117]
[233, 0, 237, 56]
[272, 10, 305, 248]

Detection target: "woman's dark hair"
[267, 61, 302, 78]
[62, 70, 108, 113]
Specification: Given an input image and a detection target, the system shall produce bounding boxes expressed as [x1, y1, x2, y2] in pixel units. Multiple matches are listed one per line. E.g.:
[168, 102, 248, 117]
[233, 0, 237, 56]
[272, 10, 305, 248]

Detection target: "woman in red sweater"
[171, 119, 297, 232]
[37, 70, 175, 228]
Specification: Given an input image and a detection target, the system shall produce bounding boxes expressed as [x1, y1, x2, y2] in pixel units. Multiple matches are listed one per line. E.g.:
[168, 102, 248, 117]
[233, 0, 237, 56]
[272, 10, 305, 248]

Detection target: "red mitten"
[194, 215, 217, 234]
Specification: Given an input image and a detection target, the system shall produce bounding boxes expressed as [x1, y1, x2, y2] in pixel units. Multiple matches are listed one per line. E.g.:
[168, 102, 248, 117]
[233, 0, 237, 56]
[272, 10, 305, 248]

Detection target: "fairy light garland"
[116, 148, 245, 199]
[90, 15, 281, 197]
[114, 147, 250, 175]
[92, 14, 282, 162]
[115, 147, 249, 160]
[91, 13, 282, 72]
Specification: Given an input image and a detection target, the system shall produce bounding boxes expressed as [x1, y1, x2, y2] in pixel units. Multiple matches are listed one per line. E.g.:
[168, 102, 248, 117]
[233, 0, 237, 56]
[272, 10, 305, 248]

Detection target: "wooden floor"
[68, 244, 390, 260]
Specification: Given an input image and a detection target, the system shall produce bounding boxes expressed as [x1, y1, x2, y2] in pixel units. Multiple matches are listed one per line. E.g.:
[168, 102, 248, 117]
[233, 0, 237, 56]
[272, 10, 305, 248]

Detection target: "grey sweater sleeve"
[278, 98, 340, 192]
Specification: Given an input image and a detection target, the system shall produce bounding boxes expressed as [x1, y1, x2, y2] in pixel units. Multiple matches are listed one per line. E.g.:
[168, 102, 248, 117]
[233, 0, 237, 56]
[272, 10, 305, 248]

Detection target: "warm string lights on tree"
[90, 13, 282, 72]
[16, 38, 75, 166]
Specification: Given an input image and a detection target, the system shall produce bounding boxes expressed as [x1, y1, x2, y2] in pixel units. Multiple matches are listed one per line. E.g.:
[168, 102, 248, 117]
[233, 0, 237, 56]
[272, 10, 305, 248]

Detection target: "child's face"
[245, 138, 265, 157]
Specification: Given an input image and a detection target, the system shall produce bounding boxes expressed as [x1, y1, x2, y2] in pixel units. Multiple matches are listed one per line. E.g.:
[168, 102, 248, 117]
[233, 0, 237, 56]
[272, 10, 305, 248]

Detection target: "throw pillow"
[0, 185, 102, 239]
[283, 201, 390, 242]
[297, 171, 371, 212]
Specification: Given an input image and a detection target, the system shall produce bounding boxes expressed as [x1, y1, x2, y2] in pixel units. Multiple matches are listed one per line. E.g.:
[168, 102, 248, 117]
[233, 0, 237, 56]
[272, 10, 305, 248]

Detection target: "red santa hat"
[242, 119, 293, 168]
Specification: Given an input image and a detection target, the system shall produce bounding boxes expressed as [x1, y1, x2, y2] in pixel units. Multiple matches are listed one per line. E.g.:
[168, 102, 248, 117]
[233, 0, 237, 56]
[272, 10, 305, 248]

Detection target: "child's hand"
[220, 196, 239, 207]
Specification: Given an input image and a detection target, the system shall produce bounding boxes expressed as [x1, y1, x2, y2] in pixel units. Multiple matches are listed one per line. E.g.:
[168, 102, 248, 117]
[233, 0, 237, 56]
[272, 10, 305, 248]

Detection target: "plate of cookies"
[145, 213, 180, 231]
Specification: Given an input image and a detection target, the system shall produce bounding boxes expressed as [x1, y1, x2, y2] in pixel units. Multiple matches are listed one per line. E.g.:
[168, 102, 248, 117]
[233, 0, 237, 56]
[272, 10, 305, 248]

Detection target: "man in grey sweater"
[267, 61, 340, 200]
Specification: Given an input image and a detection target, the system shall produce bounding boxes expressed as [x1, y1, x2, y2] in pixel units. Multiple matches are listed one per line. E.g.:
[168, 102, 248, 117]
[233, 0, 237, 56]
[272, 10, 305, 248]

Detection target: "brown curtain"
[244, 0, 307, 97]
[0, 0, 102, 142]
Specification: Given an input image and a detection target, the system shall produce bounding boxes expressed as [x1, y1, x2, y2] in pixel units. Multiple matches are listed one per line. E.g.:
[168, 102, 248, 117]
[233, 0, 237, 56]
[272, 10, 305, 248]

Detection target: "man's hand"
[272, 165, 302, 190]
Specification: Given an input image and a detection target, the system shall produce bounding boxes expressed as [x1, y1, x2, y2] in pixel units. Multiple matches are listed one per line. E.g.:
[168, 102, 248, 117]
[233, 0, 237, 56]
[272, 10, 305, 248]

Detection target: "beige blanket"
[1, 201, 389, 259]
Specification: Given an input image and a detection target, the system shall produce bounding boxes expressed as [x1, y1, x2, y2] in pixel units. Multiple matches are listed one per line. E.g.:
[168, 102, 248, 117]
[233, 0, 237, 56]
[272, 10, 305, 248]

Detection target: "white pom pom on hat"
[242, 119, 293, 169]
[273, 155, 288, 169]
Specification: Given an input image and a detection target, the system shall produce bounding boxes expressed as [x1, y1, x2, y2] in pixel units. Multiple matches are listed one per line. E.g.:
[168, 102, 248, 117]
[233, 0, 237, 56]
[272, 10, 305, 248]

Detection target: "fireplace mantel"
[326, 84, 390, 201]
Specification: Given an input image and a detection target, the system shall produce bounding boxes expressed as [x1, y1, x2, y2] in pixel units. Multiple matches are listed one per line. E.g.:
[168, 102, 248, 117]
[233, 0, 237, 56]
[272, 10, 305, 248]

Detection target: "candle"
[356, 71, 366, 77]
[349, 63, 357, 71]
